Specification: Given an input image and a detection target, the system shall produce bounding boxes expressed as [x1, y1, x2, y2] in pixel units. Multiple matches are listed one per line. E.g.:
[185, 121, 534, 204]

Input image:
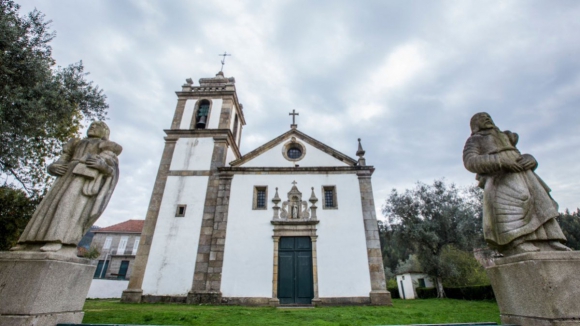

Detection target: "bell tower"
[122, 72, 245, 303]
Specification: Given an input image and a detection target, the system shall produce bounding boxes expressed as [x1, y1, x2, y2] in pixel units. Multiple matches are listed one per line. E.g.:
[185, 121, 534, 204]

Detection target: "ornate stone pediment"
[271, 181, 318, 225]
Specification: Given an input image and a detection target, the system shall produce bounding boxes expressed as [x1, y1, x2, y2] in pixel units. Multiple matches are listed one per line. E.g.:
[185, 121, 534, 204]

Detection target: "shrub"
[444, 285, 495, 300]
[416, 287, 437, 299]
[387, 287, 400, 299]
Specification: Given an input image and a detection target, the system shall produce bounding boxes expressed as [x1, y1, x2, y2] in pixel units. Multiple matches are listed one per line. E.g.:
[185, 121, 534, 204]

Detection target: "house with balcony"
[91, 219, 144, 280]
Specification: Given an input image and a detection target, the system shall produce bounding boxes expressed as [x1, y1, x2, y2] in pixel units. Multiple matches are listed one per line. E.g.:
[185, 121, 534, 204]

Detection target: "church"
[121, 71, 391, 306]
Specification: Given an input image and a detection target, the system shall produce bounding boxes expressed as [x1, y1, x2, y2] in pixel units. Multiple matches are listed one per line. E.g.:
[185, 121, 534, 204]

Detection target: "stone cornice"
[218, 166, 374, 175]
[164, 129, 242, 159]
[229, 129, 358, 167]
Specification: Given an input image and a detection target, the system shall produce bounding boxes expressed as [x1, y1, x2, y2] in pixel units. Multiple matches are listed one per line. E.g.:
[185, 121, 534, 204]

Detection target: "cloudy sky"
[17, 0, 580, 227]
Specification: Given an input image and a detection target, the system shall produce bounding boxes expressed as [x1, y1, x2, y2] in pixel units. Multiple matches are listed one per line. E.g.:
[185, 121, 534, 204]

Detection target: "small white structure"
[396, 272, 434, 300]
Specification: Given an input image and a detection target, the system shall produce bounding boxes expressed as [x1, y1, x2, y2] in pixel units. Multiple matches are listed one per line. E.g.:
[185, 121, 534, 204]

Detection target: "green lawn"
[82, 299, 500, 326]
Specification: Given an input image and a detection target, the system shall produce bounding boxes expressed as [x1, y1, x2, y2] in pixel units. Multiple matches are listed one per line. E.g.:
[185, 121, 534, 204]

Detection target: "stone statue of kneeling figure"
[12, 121, 122, 254]
[463, 112, 571, 256]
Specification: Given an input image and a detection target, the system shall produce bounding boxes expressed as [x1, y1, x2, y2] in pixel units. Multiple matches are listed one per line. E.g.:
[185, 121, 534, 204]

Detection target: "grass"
[82, 299, 500, 326]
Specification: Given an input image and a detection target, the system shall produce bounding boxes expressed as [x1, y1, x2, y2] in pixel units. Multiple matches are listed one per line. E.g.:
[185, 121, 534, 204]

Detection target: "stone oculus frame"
[282, 137, 306, 162]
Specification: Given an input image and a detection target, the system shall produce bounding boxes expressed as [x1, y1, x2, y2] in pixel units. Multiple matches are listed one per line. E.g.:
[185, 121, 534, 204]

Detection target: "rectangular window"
[132, 238, 140, 255]
[322, 186, 338, 209]
[103, 236, 112, 250]
[117, 236, 128, 255]
[117, 260, 130, 280]
[94, 260, 109, 279]
[93, 260, 104, 278]
[175, 204, 187, 217]
[253, 186, 268, 210]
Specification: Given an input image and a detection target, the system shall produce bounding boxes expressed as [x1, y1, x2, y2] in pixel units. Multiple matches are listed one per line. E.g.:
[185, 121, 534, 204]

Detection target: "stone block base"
[487, 251, 580, 326]
[0, 311, 84, 326]
[501, 314, 580, 326]
[141, 295, 187, 303]
[0, 251, 94, 325]
[187, 291, 222, 304]
[370, 290, 393, 306]
[121, 289, 143, 303]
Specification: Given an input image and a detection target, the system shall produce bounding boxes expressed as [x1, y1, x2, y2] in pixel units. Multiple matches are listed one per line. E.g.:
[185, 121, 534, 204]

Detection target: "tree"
[557, 209, 580, 250]
[0, 186, 40, 250]
[378, 220, 415, 279]
[382, 179, 485, 298]
[439, 246, 489, 287]
[0, 0, 108, 195]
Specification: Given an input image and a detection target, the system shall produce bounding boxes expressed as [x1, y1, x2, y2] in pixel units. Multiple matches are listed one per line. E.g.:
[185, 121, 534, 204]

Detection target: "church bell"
[196, 115, 207, 128]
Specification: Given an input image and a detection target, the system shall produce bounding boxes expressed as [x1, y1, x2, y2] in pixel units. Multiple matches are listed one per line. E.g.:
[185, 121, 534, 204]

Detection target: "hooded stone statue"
[14, 121, 122, 253]
[463, 112, 570, 255]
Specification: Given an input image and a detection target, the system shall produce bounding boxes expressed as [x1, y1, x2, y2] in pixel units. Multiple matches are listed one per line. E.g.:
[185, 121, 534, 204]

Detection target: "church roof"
[94, 219, 145, 234]
[230, 128, 358, 167]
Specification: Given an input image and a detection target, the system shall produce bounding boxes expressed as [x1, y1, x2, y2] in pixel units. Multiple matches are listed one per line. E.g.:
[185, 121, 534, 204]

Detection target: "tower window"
[253, 186, 268, 210]
[232, 114, 239, 141]
[175, 204, 187, 217]
[322, 186, 338, 209]
[196, 100, 210, 129]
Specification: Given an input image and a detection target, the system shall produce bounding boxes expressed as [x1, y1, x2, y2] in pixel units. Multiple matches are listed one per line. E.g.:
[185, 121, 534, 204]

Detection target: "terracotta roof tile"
[94, 219, 144, 233]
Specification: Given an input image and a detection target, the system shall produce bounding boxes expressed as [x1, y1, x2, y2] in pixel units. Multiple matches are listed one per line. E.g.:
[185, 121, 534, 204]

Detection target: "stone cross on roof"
[218, 52, 231, 72]
[289, 109, 299, 129]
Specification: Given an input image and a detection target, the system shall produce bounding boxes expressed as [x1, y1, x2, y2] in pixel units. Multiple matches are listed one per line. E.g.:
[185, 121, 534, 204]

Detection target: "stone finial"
[356, 138, 366, 166]
[309, 187, 318, 204]
[272, 187, 281, 207]
[186, 78, 194, 85]
[309, 187, 318, 220]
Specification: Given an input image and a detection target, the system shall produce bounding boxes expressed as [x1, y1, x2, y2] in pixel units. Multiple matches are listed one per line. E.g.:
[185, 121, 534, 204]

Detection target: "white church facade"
[121, 72, 391, 306]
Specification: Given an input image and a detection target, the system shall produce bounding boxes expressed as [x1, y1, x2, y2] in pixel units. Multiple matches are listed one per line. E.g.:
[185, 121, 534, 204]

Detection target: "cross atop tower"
[289, 109, 299, 129]
[218, 52, 231, 72]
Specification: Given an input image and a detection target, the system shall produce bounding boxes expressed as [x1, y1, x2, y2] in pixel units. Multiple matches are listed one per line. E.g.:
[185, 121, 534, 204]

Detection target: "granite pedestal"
[0, 251, 95, 326]
[487, 251, 580, 326]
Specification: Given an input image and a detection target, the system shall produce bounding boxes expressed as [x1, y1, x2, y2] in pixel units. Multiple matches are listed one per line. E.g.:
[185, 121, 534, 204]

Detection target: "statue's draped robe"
[463, 128, 565, 247]
[19, 138, 120, 245]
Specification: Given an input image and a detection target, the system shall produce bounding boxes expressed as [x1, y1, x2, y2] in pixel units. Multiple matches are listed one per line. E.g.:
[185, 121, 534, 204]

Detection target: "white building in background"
[86, 219, 144, 298]
[120, 72, 390, 306]
[396, 272, 434, 300]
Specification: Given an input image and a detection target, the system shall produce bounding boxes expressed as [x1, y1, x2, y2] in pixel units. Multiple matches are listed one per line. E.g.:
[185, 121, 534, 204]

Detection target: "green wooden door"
[278, 237, 313, 304]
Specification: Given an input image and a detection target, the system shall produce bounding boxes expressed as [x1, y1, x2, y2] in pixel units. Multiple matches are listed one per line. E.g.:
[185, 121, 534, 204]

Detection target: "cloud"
[15, 0, 580, 227]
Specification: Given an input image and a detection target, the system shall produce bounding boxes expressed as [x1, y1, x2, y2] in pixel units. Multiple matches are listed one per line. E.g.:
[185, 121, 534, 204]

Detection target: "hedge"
[416, 287, 437, 299]
[415, 285, 495, 300]
[387, 287, 400, 299]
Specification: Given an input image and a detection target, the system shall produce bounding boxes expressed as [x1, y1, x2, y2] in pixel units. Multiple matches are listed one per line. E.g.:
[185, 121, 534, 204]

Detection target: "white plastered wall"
[179, 99, 197, 129]
[221, 173, 371, 298]
[206, 99, 223, 129]
[240, 136, 351, 168]
[170, 138, 214, 171]
[225, 147, 237, 166]
[142, 176, 208, 295]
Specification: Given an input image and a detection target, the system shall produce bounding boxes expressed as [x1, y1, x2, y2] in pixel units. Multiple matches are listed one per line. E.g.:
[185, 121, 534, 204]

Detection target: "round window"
[287, 147, 302, 159]
[282, 138, 306, 161]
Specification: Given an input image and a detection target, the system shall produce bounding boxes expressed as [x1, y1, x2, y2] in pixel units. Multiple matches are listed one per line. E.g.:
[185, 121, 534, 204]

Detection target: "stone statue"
[463, 113, 570, 256]
[13, 121, 122, 253]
